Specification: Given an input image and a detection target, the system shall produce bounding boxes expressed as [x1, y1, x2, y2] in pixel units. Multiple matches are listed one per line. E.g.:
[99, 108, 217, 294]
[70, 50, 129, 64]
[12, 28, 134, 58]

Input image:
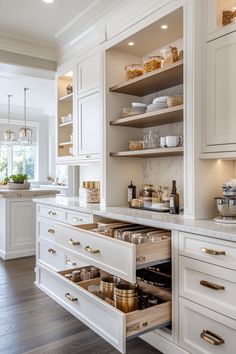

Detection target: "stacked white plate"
[146, 96, 168, 112]
[131, 102, 147, 114]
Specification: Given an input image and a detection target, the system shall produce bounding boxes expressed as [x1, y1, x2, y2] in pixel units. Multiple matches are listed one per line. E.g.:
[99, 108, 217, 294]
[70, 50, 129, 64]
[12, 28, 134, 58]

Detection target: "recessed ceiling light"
[161, 25, 168, 30]
[128, 42, 134, 46]
[43, 0, 54, 3]
[64, 71, 73, 77]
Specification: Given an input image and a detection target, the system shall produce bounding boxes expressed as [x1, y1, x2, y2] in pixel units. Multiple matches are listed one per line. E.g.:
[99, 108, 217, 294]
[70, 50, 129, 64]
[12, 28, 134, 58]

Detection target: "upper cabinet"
[206, 0, 236, 41]
[202, 1, 236, 156]
[77, 53, 101, 97]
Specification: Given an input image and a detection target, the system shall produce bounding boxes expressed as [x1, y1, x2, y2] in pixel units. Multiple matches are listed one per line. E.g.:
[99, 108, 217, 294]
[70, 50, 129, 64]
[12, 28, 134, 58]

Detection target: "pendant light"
[19, 87, 33, 145]
[4, 94, 16, 145]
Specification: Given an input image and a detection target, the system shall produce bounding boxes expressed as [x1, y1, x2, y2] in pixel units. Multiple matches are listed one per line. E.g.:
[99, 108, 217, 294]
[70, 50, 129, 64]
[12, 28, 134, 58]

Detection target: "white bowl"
[152, 96, 169, 104]
[131, 102, 147, 108]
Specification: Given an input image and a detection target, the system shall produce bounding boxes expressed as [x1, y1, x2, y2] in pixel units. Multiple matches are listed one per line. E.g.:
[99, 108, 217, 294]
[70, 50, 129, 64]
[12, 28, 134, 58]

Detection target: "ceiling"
[0, 0, 117, 49]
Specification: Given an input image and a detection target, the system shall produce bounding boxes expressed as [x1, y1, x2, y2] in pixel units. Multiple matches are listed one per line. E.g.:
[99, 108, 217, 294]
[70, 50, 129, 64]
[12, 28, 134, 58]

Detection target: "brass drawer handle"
[65, 293, 78, 302]
[201, 330, 225, 346]
[200, 280, 225, 291]
[67, 259, 77, 266]
[68, 238, 80, 246]
[85, 245, 100, 254]
[48, 248, 56, 254]
[48, 228, 55, 234]
[201, 248, 226, 256]
[72, 217, 83, 222]
[48, 211, 57, 216]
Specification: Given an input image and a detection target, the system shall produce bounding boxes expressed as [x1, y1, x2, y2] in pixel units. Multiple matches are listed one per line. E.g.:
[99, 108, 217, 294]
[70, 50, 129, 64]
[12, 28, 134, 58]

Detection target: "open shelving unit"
[59, 93, 73, 102]
[109, 60, 183, 96]
[110, 147, 183, 158]
[110, 104, 183, 128]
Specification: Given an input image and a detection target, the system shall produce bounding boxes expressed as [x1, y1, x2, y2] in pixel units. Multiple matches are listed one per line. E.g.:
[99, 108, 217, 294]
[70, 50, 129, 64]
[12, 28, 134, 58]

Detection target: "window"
[0, 121, 38, 181]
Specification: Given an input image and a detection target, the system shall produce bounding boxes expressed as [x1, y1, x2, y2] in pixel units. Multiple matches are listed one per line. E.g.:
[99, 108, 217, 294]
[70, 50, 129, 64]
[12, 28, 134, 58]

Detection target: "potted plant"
[7, 174, 30, 190]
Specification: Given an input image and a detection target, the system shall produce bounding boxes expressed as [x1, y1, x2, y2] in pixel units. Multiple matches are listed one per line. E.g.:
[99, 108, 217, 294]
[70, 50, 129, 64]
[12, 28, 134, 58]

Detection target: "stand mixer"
[214, 179, 236, 224]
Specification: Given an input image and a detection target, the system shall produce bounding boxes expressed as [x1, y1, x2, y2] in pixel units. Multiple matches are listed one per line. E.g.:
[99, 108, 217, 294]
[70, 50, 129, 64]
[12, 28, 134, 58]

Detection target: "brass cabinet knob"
[48, 228, 55, 234]
[48, 211, 57, 216]
[48, 248, 56, 254]
[201, 248, 226, 256]
[200, 280, 225, 291]
[68, 238, 80, 246]
[65, 293, 78, 302]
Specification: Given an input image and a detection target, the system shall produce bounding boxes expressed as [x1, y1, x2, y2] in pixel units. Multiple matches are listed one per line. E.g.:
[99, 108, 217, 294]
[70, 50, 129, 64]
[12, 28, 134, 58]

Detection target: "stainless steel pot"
[215, 197, 236, 217]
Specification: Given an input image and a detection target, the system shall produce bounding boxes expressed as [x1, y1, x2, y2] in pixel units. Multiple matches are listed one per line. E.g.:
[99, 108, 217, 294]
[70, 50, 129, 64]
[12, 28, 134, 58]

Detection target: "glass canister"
[144, 56, 162, 73]
[125, 64, 144, 81]
[143, 184, 153, 198]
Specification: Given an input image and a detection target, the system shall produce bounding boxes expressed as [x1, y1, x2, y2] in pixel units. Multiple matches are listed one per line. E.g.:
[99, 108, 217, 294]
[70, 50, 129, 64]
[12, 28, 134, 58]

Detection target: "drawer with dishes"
[54, 220, 171, 282]
[179, 256, 236, 319]
[179, 232, 236, 270]
[37, 262, 171, 354]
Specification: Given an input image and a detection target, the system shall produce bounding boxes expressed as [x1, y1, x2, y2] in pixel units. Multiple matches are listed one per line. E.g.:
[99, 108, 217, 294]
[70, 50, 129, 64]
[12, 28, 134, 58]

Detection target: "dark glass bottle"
[128, 181, 136, 205]
[169, 180, 179, 214]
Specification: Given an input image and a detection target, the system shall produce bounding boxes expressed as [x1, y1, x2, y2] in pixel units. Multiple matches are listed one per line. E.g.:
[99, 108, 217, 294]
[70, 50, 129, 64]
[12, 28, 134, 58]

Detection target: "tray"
[129, 206, 170, 213]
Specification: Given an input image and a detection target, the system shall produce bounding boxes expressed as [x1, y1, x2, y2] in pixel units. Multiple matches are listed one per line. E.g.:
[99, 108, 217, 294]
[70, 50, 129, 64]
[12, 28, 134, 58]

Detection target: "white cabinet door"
[203, 31, 236, 153]
[78, 53, 100, 96]
[78, 92, 101, 157]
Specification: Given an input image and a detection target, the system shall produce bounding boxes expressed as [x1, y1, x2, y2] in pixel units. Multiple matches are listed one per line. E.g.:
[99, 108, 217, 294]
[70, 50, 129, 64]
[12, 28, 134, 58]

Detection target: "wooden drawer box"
[55, 222, 171, 283]
[179, 256, 236, 320]
[179, 232, 236, 270]
[179, 298, 236, 354]
[37, 264, 171, 354]
[38, 205, 66, 222]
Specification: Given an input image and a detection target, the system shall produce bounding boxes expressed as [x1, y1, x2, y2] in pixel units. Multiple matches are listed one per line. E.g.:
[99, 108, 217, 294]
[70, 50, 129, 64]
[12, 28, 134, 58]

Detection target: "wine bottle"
[169, 180, 179, 214]
[128, 181, 136, 206]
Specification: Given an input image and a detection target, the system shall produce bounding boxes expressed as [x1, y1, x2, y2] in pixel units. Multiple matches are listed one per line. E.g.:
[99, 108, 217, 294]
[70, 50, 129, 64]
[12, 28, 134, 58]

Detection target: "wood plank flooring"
[0, 257, 163, 354]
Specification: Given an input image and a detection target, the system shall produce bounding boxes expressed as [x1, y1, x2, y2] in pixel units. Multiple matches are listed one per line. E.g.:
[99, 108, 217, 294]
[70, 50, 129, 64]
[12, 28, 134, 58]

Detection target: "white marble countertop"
[0, 188, 59, 198]
[34, 197, 236, 242]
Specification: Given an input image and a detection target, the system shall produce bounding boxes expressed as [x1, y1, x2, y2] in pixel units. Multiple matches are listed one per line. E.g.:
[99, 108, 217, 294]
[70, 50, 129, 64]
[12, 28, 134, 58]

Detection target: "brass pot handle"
[201, 248, 226, 256]
[200, 280, 225, 291]
[84, 245, 100, 254]
[68, 238, 80, 246]
[48, 228, 55, 234]
[65, 293, 78, 302]
[48, 248, 56, 254]
[48, 211, 57, 216]
[201, 330, 225, 346]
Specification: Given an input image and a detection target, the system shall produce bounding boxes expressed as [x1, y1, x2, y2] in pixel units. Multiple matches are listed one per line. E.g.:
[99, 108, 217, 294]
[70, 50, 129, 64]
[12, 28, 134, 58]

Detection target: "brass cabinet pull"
[72, 217, 83, 222]
[201, 330, 225, 346]
[201, 248, 226, 256]
[48, 228, 55, 234]
[48, 248, 56, 254]
[200, 280, 225, 291]
[68, 238, 80, 246]
[48, 211, 57, 216]
[84, 245, 100, 254]
[65, 293, 78, 302]
[67, 259, 77, 266]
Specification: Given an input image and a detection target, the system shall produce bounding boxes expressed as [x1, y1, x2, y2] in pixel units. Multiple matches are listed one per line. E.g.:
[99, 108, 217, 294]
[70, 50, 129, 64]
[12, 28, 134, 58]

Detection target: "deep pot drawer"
[38, 204, 66, 221]
[55, 222, 171, 283]
[179, 256, 236, 319]
[179, 298, 236, 354]
[38, 239, 64, 270]
[37, 264, 171, 354]
[66, 210, 91, 226]
[179, 232, 236, 270]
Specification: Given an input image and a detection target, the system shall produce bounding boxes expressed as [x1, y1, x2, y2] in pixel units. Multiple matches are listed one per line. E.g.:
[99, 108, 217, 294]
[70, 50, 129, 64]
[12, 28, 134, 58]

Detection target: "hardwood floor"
[0, 257, 163, 354]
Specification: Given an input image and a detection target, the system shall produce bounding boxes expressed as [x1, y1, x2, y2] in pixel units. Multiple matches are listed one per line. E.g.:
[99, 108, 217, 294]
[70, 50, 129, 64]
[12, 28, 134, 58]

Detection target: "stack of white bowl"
[131, 102, 147, 114]
[146, 96, 168, 112]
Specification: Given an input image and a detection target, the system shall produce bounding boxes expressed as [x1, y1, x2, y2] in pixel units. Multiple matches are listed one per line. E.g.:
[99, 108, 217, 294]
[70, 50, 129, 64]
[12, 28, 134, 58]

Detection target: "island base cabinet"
[37, 264, 171, 354]
[179, 298, 236, 354]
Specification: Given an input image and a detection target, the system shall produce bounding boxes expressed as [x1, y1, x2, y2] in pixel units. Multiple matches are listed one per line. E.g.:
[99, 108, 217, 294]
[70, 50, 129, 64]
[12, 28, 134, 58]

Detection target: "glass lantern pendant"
[4, 94, 16, 145]
[19, 88, 33, 145]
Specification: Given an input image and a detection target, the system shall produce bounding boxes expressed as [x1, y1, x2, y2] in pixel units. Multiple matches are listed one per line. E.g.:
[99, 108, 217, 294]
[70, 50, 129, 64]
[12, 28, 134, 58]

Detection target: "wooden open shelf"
[59, 141, 73, 146]
[109, 60, 183, 97]
[59, 121, 73, 127]
[110, 147, 183, 158]
[110, 105, 183, 128]
[59, 93, 73, 102]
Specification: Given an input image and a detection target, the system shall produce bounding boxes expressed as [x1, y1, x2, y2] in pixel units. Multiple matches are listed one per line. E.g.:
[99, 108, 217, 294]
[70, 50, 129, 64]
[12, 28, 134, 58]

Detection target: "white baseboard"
[0, 249, 35, 260]
[141, 331, 189, 354]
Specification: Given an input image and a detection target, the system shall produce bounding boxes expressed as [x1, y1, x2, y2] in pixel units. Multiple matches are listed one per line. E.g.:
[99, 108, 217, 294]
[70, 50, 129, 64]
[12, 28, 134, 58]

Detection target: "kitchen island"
[34, 196, 236, 354]
[0, 189, 59, 260]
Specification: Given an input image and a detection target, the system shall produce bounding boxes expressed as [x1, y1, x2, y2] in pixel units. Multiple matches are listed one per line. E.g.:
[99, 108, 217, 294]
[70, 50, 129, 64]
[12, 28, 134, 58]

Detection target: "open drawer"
[37, 264, 171, 354]
[55, 222, 171, 282]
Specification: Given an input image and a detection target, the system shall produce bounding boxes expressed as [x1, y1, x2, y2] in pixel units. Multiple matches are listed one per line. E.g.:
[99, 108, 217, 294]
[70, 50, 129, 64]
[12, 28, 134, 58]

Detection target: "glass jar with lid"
[125, 64, 143, 81]
[144, 56, 162, 73]
[143, 184, 153, 198]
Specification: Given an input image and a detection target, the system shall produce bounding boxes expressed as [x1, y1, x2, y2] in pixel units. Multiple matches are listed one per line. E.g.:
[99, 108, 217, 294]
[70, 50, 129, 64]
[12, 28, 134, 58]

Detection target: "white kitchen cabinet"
[179, 298, 236, 354]
[202, 31, 236, 154]
[78, 92, 101, 158]
[77, 53, 100, 96]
